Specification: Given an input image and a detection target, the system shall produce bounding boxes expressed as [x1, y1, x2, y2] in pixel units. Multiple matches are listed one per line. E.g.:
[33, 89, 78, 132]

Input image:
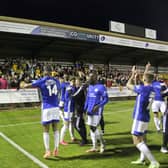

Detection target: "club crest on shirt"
[94, 88, 98, 92]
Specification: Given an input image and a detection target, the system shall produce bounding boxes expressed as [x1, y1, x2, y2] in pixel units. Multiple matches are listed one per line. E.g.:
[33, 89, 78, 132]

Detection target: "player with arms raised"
[22, 69, 61, 159]
[127, 64, 160, 168]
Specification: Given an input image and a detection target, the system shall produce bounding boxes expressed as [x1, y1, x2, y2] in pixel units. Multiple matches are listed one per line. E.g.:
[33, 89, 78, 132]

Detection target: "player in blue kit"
[59, 74, 70, 121]
[156, 84, 168, 154]
[84, 71, 108, 153]
[22, 70, 61, 159]
[127, 65, 160, 168]
[152, 76, 167, 132]
[60, 77, 76, 145]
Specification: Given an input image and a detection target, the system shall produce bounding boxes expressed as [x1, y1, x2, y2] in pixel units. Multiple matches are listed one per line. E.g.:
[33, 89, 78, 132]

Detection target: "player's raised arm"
[144, 61, 151, 75]
[20, 82, 32, 88]
[126, 65, 136, 90]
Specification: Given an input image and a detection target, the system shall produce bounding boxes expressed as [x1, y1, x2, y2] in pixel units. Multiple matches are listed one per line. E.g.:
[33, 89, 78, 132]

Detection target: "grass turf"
[0, 100, 167, 168]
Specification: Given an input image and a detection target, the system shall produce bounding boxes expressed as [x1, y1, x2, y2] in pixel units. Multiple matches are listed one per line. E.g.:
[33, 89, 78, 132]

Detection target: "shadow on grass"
[105, 137, 132, 145]
[104, 121, 120, 125]
[46, 146, 137, 162]
[148, 130, 160, 134]
[45, 144, 166, 168]
[159, 162, 168, 168]
[148, 144, 161, 151]
[85, 133, 132, 146]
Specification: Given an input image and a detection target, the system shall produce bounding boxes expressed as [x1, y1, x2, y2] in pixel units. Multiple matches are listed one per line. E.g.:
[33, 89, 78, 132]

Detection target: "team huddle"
[22, 70, 108, 158]
[21, 62, 168, 168]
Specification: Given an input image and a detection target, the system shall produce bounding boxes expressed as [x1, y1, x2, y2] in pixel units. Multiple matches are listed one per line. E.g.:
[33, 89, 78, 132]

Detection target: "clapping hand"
[92, 105, 99, 112]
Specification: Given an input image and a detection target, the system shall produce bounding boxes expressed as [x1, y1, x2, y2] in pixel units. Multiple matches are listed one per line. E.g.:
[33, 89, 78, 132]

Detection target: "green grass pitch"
[0, 100, 167, 168]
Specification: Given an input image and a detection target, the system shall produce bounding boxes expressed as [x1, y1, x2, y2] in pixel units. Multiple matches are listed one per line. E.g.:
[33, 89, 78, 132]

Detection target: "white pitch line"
[0, 132, 49, 168]
[0, 121, 40, 128]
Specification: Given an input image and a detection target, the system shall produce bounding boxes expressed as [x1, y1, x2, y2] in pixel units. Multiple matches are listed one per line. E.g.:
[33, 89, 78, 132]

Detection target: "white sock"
[69, 122, 74, 139]
[43, 132, 50, 151]
[140, 152, 145, 161]
[136, 141, 157, 163]
[59, 110, 64, 122]
[154, 117, 160, 130]
[60, 124, 68, 142]
[95, 129, 104, 146]
[90, 130, 97, 149]
[54, 130, 59, 149]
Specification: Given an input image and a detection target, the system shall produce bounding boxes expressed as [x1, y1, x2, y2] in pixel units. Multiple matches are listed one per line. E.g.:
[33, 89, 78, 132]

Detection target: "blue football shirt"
[84, 83, 108, 115]
[64, 84, 76, 112]
[152, 81, 167, 101]
[133, 84, 153, 122]
[32, 76, 60, 109]
[60, 81, 70, 102]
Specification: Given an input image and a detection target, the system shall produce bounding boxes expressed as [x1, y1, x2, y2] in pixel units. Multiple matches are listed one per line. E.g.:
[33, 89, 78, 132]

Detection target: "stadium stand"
[1, 57, 168, 89]
[0, 16, 168, 109]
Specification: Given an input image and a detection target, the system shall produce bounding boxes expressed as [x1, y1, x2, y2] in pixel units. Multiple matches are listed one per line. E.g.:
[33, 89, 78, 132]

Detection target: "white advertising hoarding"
[0, 87, 135, 104]
[0, 21, 38, 34]
[99, 35, 168, 52]
[0, 89, 40, 104]
[107, 87, 136, 98]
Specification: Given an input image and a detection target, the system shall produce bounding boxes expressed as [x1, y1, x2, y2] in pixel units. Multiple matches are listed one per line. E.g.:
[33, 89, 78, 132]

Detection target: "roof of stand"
[0, 16, 168, 66]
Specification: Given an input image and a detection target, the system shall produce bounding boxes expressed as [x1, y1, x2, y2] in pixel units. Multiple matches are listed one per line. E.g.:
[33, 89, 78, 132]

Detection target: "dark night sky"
[1, 0, 168, 41]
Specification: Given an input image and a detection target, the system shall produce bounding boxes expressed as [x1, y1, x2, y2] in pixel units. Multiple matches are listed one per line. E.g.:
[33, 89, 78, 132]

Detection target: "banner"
[0, 21, 38, 34]
[0, 89, 40, 104]
[66, 31, 99, 42]
[99, 35, 168, 52]
[0, 21, 67, 38]
[31, 26, 69, 38]
[0, 21, 99, 42]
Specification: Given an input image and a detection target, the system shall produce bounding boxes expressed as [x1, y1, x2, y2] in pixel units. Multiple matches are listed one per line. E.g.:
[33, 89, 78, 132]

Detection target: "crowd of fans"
[0, 57, 137, 89]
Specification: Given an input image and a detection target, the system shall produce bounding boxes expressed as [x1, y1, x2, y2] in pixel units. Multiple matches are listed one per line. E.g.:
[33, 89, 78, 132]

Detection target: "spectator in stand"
[0, 75, 8, 89]
[10, 75, 20, 89]
[0, 57, 150, 88]
[106, 77, 112, 88]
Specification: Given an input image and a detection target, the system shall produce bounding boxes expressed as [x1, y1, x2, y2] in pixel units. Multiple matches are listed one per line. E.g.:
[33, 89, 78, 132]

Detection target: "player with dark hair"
[72, 77, 88, 146]
[160, 86, 168, 153]
[152, 74, 167, 132]
[60, 77, 76, 145]
[85, 71, 108, 153]
[59, 74, 70, 121]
